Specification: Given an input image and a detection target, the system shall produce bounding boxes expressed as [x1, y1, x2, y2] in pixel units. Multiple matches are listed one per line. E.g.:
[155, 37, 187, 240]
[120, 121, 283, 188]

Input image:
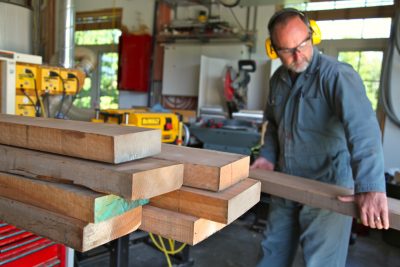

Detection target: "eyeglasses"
[275, 36, 311, 57]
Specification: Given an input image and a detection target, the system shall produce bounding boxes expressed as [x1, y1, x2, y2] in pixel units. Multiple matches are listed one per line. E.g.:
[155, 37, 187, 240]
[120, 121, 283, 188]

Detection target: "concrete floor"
[190, 217, 400, 267]
[76, 208, 400, 267]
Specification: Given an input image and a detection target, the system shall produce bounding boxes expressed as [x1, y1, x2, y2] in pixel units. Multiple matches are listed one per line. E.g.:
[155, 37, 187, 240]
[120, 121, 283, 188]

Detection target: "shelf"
[157, 31, 254, 44]
[160, 0, 214, 7]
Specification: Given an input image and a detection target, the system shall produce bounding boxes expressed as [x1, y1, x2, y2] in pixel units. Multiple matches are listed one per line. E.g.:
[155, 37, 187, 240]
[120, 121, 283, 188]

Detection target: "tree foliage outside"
[75, 29, 121, 46]
[73, 77, 92, 108]
[338, 51, 383, 110]
[99, 52, 119, 109]
[74, 29, 121, 109]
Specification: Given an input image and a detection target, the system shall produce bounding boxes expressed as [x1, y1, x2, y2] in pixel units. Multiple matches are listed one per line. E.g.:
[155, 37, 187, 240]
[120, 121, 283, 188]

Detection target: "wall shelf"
[157, 31, 254, 44]
[156, 1, 255, 45]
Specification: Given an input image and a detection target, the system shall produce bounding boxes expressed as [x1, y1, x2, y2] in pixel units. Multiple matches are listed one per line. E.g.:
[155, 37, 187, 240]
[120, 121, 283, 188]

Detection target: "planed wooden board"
[153, 144, 250, 191]
[0, 197, 142, 252]
[0, 144, 183, 200]
[0, 171, 148, 223]
[0, 113, 161, 163]
[150, 178, 261, 224]
[250, 169, 400, 231]
[140, 205, 226, 245]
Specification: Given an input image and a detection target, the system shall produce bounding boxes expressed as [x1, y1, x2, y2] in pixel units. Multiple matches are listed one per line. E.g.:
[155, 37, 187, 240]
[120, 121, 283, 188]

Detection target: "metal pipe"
[253, 6, 257, 33]
[31, 0, 41, 56]
[246, 6, 250, 32]
[149, 0, 159, 107]
[57, 0, 75, 68]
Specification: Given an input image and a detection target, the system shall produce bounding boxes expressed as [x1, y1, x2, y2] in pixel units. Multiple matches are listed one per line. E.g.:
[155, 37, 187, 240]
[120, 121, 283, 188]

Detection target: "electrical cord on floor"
[148, 232, 187, 267]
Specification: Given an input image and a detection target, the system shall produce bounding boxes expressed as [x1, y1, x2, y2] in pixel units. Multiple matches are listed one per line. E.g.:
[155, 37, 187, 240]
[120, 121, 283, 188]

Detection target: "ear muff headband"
[267, 8, 309, 32]
[265, 9, 322, 60]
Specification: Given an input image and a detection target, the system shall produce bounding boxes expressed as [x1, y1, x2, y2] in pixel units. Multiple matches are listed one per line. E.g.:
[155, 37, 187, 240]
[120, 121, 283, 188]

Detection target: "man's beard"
[288, 57, 311, 73]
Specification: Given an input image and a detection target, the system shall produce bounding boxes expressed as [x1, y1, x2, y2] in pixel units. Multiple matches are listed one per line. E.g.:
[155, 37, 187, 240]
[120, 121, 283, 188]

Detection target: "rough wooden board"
[0, 171, 148, 223]
[0, 113, 161, 163]
[140, 205, 226, 245]
[0, 197, 142, 252]
[150, 178, 261, 224]
[153, 144, 250, 191]
[250, 169, 400, 231]
[0, 144, 183, 200]
[0, 63, 2, 112]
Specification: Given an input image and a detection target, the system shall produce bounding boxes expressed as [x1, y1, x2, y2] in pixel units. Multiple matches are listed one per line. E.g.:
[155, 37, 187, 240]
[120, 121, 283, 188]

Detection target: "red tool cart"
[0, 221, 66, 266]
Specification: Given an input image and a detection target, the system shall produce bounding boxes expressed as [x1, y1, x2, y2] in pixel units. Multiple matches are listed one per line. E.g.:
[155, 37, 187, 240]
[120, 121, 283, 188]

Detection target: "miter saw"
[189, 59, 264, 156]
[223, 59, 256, 118]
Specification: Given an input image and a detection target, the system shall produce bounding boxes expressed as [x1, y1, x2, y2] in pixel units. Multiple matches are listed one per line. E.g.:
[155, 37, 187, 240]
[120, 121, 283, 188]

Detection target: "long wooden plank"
[249, 169, 400, 230]
[0, 171, 147, 223]
[154, 144, 250, 191]
[0, 113, 161, 163]
[150, 178, 261, 224]
[0, 144, 183, 200]
[140, 205, 226, 245]
[0, 197, 142, 252]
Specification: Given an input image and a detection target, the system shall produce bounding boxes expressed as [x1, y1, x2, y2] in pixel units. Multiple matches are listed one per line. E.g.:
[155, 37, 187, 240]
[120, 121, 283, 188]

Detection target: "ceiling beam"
[305, 5, 395, 21]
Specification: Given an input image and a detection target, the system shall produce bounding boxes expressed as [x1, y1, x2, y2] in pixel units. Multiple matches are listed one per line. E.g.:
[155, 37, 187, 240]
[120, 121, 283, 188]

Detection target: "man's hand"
[338, 192, 389, 230]
[250, 157, 275, 171]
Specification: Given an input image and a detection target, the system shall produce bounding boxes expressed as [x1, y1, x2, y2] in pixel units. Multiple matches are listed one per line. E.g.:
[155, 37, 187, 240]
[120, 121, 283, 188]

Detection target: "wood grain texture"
[0, 197, 142, 252]
[0, 171, 147, 223]
[250, 169, 400, 230]
[154, 144, 250, 191]
[0, 114, 161, 163]
[150, 178, 261, 223]
[0, 63, 2, 112]
[140, 205, 226, 245]
[0, 144, 183, 200]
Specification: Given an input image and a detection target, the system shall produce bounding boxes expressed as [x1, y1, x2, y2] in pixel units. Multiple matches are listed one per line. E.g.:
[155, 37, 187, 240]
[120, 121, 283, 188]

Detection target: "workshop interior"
[1, 0, 400, 266]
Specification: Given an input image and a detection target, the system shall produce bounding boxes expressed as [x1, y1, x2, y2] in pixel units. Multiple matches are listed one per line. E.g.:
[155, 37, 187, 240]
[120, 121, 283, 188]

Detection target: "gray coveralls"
[257, 47, 385, 267]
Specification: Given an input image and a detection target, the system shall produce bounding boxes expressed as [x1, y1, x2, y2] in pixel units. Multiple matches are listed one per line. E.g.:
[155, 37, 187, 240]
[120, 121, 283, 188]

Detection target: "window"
[74, 29, 121, 109]
[73, 76, 92, 109]
[318, 18, 391, 40]
[75, 29, 121, 46]
[73, 8, 122, 110]
[286, 0, 393, 11]
[99, 52, 119, 109]
[338, 51, 383, 110]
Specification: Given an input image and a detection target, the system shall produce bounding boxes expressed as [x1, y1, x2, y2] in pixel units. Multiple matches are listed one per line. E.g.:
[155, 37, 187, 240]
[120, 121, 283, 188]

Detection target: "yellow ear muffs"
[265, 38, 278, 60]
[309, 20, 321, 45]
[265, 20, 322, 60]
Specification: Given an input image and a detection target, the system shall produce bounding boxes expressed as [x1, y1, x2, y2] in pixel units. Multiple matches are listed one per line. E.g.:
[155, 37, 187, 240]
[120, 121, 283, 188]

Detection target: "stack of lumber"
[0, 114, 261, 251]
[141, 145, 261, 245]
[0, 114, 182, 251]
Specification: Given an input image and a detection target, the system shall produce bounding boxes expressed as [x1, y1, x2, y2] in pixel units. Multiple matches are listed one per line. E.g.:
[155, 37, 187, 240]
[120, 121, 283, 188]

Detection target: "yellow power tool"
[92, 108, 181, 144]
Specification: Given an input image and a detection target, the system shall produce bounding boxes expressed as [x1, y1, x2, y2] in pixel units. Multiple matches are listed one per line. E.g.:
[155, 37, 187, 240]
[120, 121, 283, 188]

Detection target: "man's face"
[272, 16, 313, 73]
